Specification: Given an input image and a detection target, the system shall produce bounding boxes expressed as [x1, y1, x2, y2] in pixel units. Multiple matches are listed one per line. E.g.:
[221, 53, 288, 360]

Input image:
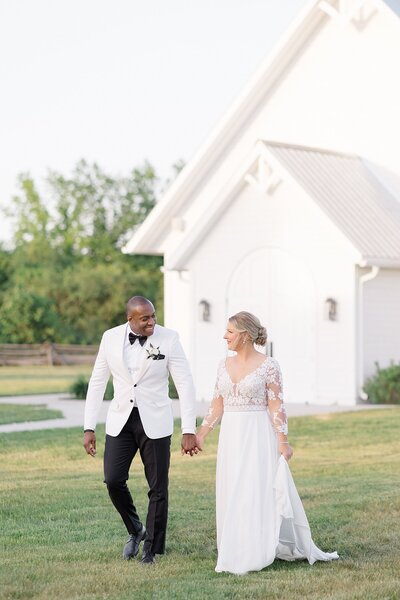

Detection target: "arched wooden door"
[226, 247, 316, 403]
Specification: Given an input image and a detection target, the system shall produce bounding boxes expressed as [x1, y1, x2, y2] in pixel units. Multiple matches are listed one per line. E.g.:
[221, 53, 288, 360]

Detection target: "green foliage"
[0, 160, 164, 343]
[44, 159, 157, 262]
[69, 374, 114, 400]
[0, 285, 58, 343]
[364, 361, 400, 404]
[7, 175, 52, 265]
[0, 246, 12, 291]
[51, 257, 163, 343]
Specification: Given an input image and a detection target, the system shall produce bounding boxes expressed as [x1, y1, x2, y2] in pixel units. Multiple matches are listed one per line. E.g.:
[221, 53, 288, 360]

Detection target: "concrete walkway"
[0, 393, 386, 433]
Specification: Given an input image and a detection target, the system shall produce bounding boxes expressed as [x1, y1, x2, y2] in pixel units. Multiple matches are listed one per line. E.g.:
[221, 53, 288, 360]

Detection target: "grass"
[0, 403, 63, 425]
[0, 409, 399, 600]
[0, 365, 93, 396]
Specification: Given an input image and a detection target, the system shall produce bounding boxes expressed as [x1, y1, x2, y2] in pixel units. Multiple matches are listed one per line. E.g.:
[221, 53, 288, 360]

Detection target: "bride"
[196, 311, 338, 575]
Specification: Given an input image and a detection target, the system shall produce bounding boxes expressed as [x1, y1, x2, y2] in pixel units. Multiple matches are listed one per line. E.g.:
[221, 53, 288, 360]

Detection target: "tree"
[47, 159, 158, 263]
[52, 258, 163, 343]
[0, 246, 12, 291]
[7, 160, 158, 264]
[0, 285, 57, 343]
[0, 160, 163, 344]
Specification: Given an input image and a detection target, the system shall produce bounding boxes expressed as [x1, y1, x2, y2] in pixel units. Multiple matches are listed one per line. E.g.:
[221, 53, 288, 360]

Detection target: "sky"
[0, 0, 306, 243]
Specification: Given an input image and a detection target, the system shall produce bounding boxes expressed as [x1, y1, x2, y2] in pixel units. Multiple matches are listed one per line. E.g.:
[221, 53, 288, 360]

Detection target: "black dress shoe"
[140, 550, 156, 565]
[122, 525, 146, 560]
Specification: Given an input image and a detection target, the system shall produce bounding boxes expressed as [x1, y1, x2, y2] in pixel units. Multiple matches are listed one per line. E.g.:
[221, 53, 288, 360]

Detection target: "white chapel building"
[125, 0, 400, 406]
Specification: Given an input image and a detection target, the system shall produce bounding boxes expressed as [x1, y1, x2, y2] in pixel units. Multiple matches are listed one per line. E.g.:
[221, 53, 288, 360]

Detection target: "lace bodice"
[202, 357, 288, 435]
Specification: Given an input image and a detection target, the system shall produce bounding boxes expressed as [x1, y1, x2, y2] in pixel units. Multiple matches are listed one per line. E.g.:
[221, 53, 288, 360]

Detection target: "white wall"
[166, 176, 359, 405]
[163, 269, 195, 361]
[161, 2, 399, 406]
[363, 268, 400, 380]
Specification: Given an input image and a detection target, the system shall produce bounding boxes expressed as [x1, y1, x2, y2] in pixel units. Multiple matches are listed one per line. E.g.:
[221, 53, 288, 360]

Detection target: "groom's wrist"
[84, 429, 95, 433]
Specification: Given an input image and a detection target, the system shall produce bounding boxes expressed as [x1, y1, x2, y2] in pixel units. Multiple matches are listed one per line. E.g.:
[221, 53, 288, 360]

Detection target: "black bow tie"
[129, 332, 147, 346]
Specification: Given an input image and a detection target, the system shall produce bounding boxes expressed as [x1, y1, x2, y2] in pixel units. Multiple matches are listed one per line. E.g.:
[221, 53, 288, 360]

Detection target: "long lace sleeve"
[266, 358, 288, 436]
[201, 363, 224, 430]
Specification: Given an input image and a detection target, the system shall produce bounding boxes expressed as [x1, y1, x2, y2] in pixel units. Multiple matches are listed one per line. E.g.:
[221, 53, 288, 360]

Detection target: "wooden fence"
[0, 343, 99, 366]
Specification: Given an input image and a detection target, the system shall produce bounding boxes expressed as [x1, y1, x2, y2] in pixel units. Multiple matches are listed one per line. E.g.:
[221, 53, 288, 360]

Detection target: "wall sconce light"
[325, 298, 337, 321]
[199, 299, 211, 322]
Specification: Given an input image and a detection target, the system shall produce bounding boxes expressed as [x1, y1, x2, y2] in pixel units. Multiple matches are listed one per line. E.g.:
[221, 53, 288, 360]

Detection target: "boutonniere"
[146, 344, 165, 360]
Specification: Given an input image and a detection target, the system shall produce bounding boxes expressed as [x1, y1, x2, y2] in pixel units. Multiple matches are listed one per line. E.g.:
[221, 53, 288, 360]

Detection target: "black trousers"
[103, 408, 171, 555]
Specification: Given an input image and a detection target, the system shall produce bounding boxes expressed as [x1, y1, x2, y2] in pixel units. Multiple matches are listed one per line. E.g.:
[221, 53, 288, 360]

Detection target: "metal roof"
[264, 142, 400, 264]
[383, 0, 400, 17]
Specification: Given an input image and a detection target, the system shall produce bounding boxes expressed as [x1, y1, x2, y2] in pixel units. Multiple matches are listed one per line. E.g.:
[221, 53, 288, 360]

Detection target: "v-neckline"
[224, 357, 270, 385]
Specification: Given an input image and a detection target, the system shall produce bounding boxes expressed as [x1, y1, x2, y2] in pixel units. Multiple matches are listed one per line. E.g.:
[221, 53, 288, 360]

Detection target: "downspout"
[358, 265, 380, 401]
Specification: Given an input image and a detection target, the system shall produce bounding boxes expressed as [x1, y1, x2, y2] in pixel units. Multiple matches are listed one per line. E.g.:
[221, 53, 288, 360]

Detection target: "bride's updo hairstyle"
[229, 311, 267, 346]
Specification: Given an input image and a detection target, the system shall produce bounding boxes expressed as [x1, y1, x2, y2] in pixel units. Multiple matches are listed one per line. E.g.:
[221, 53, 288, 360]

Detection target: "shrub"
[69, 375, 113, 400]
[363, 362, 400, 404]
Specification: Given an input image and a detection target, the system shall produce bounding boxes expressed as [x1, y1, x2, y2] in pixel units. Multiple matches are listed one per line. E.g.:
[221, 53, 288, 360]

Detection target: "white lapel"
[132, 327, 162, 384]
[119, 324, 132, 380]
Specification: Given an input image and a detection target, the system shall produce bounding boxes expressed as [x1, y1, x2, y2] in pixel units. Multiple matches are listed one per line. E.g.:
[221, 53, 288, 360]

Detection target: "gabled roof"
[124, 0, 399, 266]
[265, 142, 400, 266]
[161, 141, 400, 270]
[123, 0, 326, 255]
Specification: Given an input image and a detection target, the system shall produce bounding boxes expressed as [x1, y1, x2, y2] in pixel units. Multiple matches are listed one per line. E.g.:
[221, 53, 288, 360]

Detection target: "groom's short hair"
[126, 296, 153, 315]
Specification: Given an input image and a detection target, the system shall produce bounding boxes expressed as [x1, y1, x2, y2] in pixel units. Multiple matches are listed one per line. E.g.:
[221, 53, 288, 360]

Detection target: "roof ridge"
[262, 140, 358, 159]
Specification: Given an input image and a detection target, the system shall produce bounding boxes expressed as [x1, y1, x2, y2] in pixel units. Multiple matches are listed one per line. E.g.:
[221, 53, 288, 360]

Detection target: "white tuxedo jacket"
[84, 323, 197, 439]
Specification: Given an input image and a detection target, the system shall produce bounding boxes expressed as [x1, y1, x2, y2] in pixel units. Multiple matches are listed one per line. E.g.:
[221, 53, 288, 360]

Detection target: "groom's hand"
[83, 431, 97, 457]
[181, 433, 199, 456]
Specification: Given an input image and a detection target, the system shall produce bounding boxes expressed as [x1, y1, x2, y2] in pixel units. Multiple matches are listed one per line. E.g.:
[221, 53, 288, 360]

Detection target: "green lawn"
[1, 409, 399, 600]
[0, 365, 92, 396]
[0, 403, 63, 425]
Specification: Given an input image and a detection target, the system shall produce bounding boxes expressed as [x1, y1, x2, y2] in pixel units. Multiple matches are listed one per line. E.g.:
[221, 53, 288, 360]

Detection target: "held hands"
[84, 431, 202, 458]
[195, 434, 204, 451]
[181, 433, 202, 456]
[83, 431, 97, 457]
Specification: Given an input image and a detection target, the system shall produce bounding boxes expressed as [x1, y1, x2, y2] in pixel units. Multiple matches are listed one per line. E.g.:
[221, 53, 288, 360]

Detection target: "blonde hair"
[229, 311, 267, 346]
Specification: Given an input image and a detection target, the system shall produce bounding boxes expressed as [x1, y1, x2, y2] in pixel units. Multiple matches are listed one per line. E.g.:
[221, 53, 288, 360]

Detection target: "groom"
[83, 296, 197, 564]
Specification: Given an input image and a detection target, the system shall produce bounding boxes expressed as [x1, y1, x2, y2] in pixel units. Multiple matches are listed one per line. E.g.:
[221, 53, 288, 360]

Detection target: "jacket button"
[134, 384, 137, 387]
[130, 399, 134, 403]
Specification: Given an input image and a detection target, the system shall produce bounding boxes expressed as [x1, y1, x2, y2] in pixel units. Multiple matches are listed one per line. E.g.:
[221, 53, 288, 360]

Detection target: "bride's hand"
[279, 442, 293, 461]
[195, 434, 204, 451]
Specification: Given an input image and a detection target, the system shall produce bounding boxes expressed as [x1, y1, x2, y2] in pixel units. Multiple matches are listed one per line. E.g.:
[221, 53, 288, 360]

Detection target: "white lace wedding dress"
[202, 357, 338, 575]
